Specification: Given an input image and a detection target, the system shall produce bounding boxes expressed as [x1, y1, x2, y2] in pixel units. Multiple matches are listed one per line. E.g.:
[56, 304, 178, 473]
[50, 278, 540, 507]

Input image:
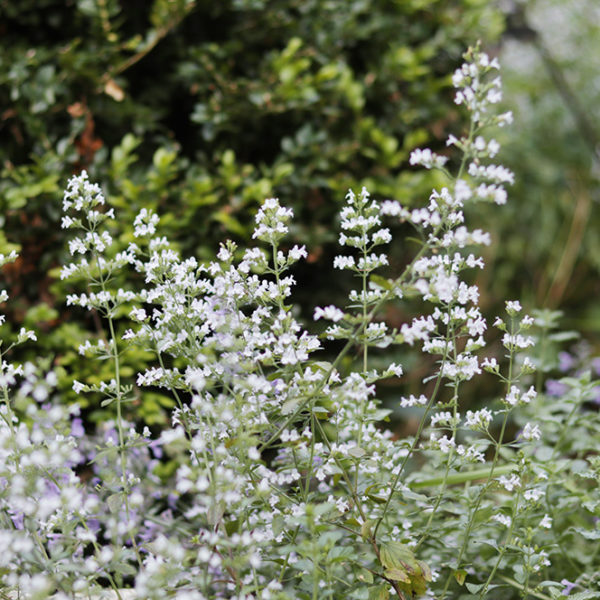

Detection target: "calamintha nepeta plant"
[1, 45, 599, 600]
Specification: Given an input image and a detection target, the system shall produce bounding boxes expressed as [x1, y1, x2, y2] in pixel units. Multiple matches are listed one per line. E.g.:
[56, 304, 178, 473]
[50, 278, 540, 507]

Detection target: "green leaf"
[107, 493, 123, 514]
[280, 397, 300, 415]
[360, 519, 373, 540]
[418, 560, 432, 582]
[571, 527, 600, 540]
[348, 446, 366, 458]
[212, 210, 246, 237]
[368, 585, 389, 600]
[567, 592, 600, 600]
[384, 568, 410, 583]
[369, 274, 394, 291]
[454, 569, 467, 585]
[379, 541, 419, 574]
[357, 568, 373, 584]
[113, 562, 137, 576]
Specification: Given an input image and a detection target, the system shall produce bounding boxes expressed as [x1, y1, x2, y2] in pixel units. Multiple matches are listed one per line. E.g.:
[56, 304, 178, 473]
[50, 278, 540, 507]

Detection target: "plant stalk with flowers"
[1, 44, 599, 600]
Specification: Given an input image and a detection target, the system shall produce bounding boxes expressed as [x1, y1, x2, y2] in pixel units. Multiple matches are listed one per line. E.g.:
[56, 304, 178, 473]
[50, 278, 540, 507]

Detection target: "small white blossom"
[540, 514, 552, 529]
[314, 305, 345, 323]
[492, 513, 512, 527]
[522, 422, 541, 441]
[498, 473, 520, 491]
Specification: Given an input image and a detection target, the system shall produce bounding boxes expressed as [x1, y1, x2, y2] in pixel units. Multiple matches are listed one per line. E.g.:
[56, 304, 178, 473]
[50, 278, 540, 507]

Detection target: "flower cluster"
[1, 45, 591, 600]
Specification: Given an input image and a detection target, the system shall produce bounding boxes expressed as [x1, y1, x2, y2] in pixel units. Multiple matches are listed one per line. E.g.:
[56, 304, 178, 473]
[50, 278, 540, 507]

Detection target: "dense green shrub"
[0, 0, 504, 422]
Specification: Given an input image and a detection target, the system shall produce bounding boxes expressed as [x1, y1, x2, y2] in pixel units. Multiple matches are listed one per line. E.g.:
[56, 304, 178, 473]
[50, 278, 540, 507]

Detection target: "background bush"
[2, 0, 599, 422]
[0, 0, 506, 423]
[492, 0, 600, 335]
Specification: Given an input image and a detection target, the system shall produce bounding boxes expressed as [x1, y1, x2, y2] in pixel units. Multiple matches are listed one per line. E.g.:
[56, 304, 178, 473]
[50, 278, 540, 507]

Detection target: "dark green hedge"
[0, 0, 504, 422]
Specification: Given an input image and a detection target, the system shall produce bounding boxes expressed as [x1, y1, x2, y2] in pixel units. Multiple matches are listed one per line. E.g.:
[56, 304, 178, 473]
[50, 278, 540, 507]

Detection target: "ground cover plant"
[1, 45, 600, 600]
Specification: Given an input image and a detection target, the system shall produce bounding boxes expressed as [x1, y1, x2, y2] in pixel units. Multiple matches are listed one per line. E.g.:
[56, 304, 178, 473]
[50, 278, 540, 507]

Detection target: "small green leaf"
[348, 446, 366, 458]
[281, 397, 299, 415]
[360, 519, 373, 540]
[384, 568, 410, 583]
[370, 274, 394, 291]
[107, 493, 122, 514]
[571, 527, 600, 540]
[368, 585, 389, 600]
[357, 568, 373, 584]
[454, 569, 467, 585]
[418, 560, 432, 582]
[567, 592, 600, 600]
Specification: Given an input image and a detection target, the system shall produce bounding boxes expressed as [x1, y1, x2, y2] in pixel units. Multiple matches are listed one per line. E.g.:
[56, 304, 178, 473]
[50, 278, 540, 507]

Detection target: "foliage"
[486, 0, 600, 335]
[0, 0, 505, 423]
[1, 46, 599, 600]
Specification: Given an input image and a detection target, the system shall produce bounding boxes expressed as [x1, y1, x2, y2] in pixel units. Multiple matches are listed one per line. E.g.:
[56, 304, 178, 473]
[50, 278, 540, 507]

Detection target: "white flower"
[521, 314, 535, 327]
[380, 200, 406, 217]
[505, 300, 522, 314]
[465, 408, 493, 429]
[482, 356, 499, 372]
[498, 474, 520, 491]
[130, 307, 147, 321]
[505, 386, 520, 406]
[540, 514, 552, 529]
[502, 333, 534, 350]
[333, 255, 355, 270]
[0, 250, 18, 267]
[384, 363, 403, 378]
[522, 422, 541, 441]
[430, 411, 454, 427]
[400, 394, 428, 408]
[288, 245, 307, 261]
[314, 305, 344, 323]
[524, 488, 544, 502]
[492, 513, 512, 527]
[409, 148, 448, 169]
[72, 380, 87, 394]
[133, 208, 160, 237]
[18, 327, 37, 343]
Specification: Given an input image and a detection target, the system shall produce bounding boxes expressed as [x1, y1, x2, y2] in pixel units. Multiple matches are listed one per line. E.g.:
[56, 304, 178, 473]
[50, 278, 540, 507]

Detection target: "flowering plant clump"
[1, 45, 599, 600]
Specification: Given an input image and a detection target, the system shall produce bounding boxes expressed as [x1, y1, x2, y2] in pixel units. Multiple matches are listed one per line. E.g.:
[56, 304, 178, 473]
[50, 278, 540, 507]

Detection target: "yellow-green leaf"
[384, 568, 410, 583]
[454, 569, 467, 585]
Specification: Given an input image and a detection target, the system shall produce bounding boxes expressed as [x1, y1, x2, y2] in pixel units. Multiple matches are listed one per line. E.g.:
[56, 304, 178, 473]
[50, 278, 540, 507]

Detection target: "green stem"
[373, 351, 447, 541]
[479, 484, 522, 599]
[93, 245, 143, 569]
[440, 409, 510, 600]
[409, 463, 517, 489]
[498, 575, 553, 600]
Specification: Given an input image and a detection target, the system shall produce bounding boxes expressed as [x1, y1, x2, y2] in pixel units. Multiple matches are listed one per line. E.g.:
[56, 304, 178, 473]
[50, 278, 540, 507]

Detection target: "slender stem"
[479, 484, 523, 598]
[414, 319, 459, 548]
[410, 464, 517, 490]
[105, 309, 143, 567]
[155, 351, 210, 481]
[109, 2, 197, 78]
[312, 417, 368, 524]
[92, 246, 143, 568]
[497, 575, 553, 600]
[440, 331, 516, 599]
[373, 354, 447, 540]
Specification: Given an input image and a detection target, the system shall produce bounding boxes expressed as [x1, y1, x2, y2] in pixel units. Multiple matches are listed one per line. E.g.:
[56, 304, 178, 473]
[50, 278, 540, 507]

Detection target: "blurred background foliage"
[495, 0, 600, 334]
[0, 0, 598, 425]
